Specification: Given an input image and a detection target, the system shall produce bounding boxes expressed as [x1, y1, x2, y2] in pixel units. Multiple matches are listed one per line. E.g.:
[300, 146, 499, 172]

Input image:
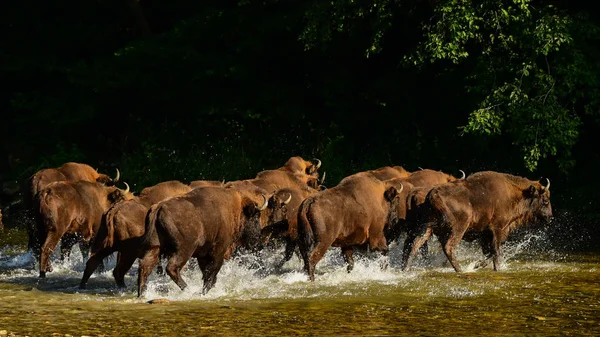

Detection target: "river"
[0, 228, 598, 336]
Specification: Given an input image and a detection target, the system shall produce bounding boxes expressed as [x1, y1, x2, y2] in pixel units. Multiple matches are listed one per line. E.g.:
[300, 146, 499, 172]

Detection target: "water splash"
[0, 230, 572, 302]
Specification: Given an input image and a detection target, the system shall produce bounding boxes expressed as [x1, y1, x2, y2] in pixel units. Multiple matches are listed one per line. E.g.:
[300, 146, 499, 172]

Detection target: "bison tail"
[141, 204, 161, 249]
[297, 198, 316, 257]
[35, 189, 58, 244]
[101, 205, 119, 249]
[153, 206, 180, 257]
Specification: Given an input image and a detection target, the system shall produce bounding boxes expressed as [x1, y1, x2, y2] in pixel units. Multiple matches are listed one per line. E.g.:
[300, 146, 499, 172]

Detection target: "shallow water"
[0, 228, 599, 336]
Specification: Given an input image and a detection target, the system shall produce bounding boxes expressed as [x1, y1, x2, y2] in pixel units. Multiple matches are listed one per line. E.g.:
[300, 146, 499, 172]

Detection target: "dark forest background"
[1, 0, 599, 248]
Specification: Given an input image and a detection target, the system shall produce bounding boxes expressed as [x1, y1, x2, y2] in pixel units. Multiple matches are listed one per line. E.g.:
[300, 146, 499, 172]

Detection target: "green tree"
[300, 0, 600, 172]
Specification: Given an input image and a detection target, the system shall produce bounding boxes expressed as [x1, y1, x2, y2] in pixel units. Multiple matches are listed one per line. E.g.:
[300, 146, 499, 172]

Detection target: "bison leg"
[39, 230, 63, 278]
[165, 251, 194, 292]
[306, 238, 335, 282]
[370, 235, 390, 270]
[419, 240, 429, 261]
[59, 233, 79, 262]
[80, 249, 113, 289]
[401, 226, 433, 271]
[78, 240, 105, 273]
[275, 238, 296, 270]
[474, 230, 494, 270]
[438, 228, 468, 273]
[28, 225, 42, 263]
[137, 247, 160, 297]
[491, 227, 508, 271]
[341, 247, 354, 272]
[113, 251, 137, 288]
[35, 228, 52, 273]
[78, 240, 90, 261]
[198, 255, 225, 295]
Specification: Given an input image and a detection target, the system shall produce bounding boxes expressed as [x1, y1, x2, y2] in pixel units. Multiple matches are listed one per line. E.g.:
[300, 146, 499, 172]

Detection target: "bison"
[401, 171, 552, 272]
[35, 180, 133, 278]
[136, 184, 270, 296]
[260, 187, 317, 270]
[189, 179, 226, 189]
[380, 168, 466, 244]
[297, 172, 405, 281]
[0, 209, 3, 232]
[79, 179, 224, 289]
[403, 168, 465, 187]
[279, 156, 322, 176]
[368, 166, 411, 180]
[29, 162, 120, 200]
[26, 162, 121, 264]
[244, 156, 324, 194]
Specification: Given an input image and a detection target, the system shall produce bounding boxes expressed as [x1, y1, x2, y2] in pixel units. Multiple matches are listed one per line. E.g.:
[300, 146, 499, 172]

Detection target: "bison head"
[303, 171, 326, 190]
[284, 156, 322, 176]
[447, 169, 466, 182]
[267, 190, 293, 228]
[241, 193, 270, 251]
[96, 168, 121, 186]
[525, 178, 553, 224]
[383, 180, 405, 229]
[383, 179, 410, 241]
[107, 182, 134, 204]
[260, 190, 293, 244]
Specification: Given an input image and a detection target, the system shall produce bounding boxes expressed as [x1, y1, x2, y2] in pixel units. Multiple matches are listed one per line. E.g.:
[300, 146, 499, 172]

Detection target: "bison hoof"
[79, 284, 87, 290]
[39, 271, 46, 278]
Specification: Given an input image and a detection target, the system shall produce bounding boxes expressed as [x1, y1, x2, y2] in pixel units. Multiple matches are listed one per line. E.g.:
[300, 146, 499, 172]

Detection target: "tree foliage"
[301, 0, 600, 172]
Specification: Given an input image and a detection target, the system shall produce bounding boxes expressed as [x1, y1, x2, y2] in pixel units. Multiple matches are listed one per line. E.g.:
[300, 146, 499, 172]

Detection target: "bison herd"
[19, 157, 553, 297]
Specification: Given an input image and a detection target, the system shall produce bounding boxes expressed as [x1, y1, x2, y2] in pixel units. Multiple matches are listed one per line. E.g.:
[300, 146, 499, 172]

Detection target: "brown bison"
[399, 186, 435, 263]
[280, 156, 322, 176]
[137, 184, 270, 296]
[368, 166, 411, 180]
[261, 187, 317, 269]
[404, 168, 465, 186]
[244, 156, 324, 194]
[381, 168, 466, 244]
[401, 171, 552, 272]
[297, 172, 405, 281]
[0, 209, 3, 232]
[26, 162, 121, 263]
[79, 180, 224, 289]
[36, 180, 133, 277]
[29, 162, 120, 199]
[189, 179, 226, 189]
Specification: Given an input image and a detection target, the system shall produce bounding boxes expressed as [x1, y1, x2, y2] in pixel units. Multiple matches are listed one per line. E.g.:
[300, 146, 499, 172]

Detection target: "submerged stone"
[147, 298, 170, 304]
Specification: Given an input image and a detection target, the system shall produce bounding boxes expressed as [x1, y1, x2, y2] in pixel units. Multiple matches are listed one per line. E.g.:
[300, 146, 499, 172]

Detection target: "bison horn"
[398, 183, 404, 194]
[114, 168, 120, 183]
[282, 193, 292, 205]
[121, 182, 130, 194]
[320, 171, 326, 184]
[313, 158, 322, 170]
[418, 167, 424, 170]
[221, 179, 225, 185]
[459, 170, 466, 179]
[541, 178, 550, 191]
[257, 194, 268, 211]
